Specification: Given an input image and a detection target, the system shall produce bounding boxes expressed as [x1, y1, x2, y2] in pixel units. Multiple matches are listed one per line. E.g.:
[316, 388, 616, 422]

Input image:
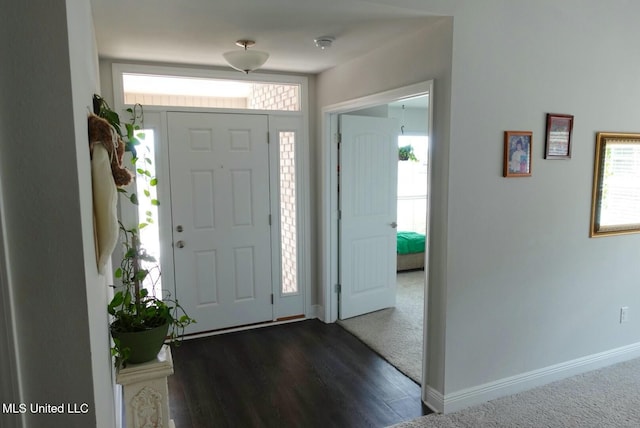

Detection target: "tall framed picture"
[504, 131, 532, 177]
[544, 113, 574, 159]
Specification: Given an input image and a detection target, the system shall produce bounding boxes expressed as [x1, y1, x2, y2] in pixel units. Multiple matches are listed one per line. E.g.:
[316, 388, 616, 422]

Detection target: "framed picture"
[503, 131, 532, 177]
[545, 113, 574, 159]
[590, 132, 640, 237]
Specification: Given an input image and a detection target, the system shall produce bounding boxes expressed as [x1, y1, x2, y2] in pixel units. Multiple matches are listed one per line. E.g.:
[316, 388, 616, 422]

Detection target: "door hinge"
[335, 283, 341, 293]
[267, 132, 270, 144]
[338, 210, 342, 220]
[269, 214, 272, 226]
[271, 293, 274, 304]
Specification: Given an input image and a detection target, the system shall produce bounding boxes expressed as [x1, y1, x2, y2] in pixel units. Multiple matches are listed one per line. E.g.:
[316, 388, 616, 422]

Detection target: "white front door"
[168, 112, 273, 333]
[339, 114, 399, 319]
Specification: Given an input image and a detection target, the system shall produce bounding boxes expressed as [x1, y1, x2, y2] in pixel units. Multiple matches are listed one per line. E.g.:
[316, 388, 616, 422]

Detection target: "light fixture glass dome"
[223, 40, 269, 74]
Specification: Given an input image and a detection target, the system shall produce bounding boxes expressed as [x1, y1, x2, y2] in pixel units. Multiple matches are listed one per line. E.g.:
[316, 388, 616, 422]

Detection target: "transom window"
[122, 73, 300, 111]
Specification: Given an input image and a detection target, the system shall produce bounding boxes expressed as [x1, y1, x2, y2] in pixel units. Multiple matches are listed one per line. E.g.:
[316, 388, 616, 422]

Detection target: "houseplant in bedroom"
[398, 144, 418, 161]
[93, 95, 195, 367]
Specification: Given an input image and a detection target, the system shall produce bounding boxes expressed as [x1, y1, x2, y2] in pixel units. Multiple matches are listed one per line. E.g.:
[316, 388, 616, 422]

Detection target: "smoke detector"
[314, 36, 335, 50]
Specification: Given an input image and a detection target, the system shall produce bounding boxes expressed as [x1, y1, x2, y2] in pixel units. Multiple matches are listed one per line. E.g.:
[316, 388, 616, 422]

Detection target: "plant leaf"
[108, 291, 124, 312]
[123, 290, 132, 307]
[135, 270, 148, 282]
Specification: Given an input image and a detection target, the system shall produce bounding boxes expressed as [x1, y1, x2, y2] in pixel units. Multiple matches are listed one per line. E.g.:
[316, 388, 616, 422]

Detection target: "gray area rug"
[390, 356, 640, 427]
[338, 270, 424, 384]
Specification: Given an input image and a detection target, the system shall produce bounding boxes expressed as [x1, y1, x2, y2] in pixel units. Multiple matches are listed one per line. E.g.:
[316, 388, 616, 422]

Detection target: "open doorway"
[322, 81, 432, 389]
[336, 96, 428, 384]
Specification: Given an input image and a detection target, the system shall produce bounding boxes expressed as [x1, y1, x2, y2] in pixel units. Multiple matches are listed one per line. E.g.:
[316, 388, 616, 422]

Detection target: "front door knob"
[390, 222, 398, 229]
[176, 240, 185, 249]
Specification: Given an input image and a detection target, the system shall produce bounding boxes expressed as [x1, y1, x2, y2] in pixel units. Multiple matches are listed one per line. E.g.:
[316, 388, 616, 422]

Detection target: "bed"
[396, 231, 425, 271]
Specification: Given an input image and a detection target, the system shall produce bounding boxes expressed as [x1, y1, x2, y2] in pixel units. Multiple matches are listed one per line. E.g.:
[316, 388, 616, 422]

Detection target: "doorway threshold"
[180, 315, 307, 341]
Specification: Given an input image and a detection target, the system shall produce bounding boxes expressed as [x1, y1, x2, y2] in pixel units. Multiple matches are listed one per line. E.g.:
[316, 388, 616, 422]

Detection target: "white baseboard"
[441, 341, 640, 414]
[424, 385, 444, 414]
[311, 304, 324, 321]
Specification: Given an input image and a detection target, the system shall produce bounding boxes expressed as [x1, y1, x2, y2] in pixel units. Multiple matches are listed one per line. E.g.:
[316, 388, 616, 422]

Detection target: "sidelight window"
[279, 131, 298, 294]
[135, 129, 161, 294]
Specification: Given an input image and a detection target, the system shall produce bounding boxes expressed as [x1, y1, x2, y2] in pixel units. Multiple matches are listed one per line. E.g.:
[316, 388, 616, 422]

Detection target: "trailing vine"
[93, 94, 195, 367]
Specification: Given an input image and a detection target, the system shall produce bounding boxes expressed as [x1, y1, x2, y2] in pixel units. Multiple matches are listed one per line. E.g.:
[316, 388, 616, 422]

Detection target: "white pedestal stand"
[116, 345, 175, 428]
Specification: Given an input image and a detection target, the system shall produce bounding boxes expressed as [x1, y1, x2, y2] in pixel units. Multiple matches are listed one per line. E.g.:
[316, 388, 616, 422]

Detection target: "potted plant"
[94, 95, 195, 367]
[398, 144, 418, 162]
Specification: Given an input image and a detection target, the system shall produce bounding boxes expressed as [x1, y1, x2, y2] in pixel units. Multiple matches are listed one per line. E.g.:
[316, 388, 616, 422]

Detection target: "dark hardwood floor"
[168, 319, 431, 428]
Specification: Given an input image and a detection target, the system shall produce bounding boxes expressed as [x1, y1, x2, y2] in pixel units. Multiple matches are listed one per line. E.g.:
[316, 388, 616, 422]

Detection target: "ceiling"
[90, 0, 440, 74]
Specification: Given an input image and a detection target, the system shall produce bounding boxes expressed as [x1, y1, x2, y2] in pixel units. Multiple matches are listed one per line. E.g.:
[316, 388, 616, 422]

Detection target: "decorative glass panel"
[279, 131, 298, 294]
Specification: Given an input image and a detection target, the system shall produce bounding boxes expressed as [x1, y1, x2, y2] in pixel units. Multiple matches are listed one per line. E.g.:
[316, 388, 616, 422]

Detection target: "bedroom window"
[397, 135, 428, 234]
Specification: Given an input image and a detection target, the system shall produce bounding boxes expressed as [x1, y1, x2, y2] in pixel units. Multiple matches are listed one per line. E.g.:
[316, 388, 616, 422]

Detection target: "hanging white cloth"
[91, 143, 119, 274]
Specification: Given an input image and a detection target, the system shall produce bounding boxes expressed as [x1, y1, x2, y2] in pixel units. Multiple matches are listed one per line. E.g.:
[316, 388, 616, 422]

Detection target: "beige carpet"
[338, 270, 424, 384]
[390, 356, 640, 427]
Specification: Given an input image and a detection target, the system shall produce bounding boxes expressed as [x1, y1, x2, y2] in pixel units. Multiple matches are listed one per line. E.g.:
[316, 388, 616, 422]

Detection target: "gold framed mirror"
[590, 132, 640, 237]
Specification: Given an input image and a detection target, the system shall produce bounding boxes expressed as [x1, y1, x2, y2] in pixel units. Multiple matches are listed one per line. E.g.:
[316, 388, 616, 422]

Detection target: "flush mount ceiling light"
[223, 40, 269, 74]
[314, 36, 335, 50]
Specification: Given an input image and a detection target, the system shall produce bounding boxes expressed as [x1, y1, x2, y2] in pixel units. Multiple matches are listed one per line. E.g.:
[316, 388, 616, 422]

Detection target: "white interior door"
[168, 112, 273, 333]
[339, 114, 399, 319]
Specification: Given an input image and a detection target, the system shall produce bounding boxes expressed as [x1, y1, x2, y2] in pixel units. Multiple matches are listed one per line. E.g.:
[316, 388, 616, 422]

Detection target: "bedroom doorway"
[336, 96, 428, 385]
[322, 81, 432, 389]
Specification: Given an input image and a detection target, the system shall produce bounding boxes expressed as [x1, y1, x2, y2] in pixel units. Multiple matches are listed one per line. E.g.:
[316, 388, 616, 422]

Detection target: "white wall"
[0, 171, 21, 427]
[389, 105, 429, 135]
[67, 1, 117, 426]
[317, 0, 640, 412]
[444, 0, 640, 395]
[0, 1, 115, 426]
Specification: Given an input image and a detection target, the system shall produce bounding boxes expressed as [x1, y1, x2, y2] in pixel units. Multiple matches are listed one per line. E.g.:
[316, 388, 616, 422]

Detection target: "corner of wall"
[424, 384, 445, 414]
[68, 0, 117, 426]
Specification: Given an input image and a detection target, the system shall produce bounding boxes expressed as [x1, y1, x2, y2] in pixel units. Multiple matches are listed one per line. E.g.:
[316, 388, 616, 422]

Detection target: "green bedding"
[397, 231, 425, 255]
